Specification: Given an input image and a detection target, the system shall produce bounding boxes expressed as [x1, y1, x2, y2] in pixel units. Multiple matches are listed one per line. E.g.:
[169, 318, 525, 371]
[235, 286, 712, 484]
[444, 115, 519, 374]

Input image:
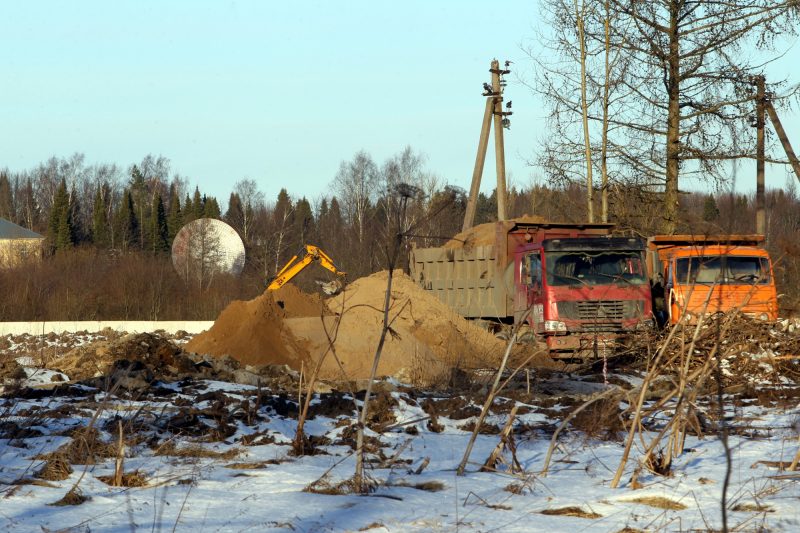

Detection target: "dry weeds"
[540, 506, 602, 519]
[49, 487, 88, 506]
[731, 502, 774, 513]
[97, 470, 148, 487]
[154, 442, 242, 460]
[623, 495, 687, 510]
[35, 454, 73, 481]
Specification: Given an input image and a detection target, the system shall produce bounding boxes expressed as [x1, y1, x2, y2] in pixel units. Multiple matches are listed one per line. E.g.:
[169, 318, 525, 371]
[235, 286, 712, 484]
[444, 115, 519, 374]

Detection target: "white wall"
[0, 321, 214, 336]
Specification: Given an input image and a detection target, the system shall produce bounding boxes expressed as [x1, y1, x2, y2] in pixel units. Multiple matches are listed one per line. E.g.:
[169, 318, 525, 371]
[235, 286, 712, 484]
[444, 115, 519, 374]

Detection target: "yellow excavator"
[268, 244, 346, 295]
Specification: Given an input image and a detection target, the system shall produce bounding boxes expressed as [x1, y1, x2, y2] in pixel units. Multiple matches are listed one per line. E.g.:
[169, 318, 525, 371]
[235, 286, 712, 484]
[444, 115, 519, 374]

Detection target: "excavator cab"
[268, 245, 346, 295]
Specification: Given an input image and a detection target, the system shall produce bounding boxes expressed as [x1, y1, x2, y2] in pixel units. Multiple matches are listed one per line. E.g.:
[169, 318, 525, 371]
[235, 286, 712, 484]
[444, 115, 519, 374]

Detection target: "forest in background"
[0, 150, 798, 321]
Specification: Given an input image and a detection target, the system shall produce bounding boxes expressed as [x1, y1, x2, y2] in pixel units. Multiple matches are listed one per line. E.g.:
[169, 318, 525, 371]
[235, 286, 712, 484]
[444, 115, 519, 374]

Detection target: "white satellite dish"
[171, 218, 246, 282]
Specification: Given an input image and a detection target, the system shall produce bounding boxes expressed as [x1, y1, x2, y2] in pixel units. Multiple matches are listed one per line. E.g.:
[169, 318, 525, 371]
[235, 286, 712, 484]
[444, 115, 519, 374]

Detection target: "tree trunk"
[600, 0, 611, 223]
[663, 3, 681, 234]
[576, 0, 594, 223]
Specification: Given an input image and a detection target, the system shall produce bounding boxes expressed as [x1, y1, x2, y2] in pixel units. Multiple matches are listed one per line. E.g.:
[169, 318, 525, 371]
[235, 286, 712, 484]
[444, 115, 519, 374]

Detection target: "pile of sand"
[183, 272, 508, 385]
[445, 215, 545, 248]
[309, 270, 506, 383]
[185, 284, 325, 367]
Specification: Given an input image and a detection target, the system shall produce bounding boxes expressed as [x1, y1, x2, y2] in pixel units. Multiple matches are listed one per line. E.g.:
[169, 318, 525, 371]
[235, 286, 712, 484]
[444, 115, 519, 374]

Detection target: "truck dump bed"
[410, 220, 615, 320]
[410, 244, 503, 318]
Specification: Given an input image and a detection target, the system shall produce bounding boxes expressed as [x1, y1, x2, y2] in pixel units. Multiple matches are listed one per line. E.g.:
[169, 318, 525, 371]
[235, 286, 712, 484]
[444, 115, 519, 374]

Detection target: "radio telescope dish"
[171, 218, 246, 282]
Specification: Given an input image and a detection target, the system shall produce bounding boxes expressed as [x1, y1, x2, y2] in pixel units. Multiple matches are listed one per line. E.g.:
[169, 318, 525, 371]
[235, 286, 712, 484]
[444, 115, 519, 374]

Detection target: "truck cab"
[515, 237, 653, 357]
[646, 235, 778, 325]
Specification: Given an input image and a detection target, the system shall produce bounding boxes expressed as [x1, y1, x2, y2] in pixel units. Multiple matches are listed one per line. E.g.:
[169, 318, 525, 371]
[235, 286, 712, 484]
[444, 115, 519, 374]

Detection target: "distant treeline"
[1, 151, 798, 320]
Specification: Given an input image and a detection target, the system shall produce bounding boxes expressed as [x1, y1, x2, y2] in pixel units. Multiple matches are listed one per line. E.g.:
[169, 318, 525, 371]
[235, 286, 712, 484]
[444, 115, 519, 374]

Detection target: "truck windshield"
[675, 256, 770, 284]
[545, 251, 648, 286]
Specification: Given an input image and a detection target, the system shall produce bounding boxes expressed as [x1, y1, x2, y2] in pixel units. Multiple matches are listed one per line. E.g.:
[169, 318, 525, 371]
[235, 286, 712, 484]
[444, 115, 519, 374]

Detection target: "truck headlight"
[759, 313, 769, 321]
[636, 319, 655, 330]
[544, 320, 567, 332]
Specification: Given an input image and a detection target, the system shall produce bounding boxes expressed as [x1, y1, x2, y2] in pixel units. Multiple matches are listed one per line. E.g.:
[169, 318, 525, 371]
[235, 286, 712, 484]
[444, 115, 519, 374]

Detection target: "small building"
[0, 218, 44, 268]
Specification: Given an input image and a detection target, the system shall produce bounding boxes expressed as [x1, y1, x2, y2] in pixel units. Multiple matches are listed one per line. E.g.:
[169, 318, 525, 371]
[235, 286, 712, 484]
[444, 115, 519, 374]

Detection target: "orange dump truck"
[646, 235, 778, 325]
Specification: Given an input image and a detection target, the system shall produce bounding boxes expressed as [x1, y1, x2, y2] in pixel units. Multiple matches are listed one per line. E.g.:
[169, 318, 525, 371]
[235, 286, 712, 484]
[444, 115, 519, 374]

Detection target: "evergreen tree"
[318, 198, 329, 222]
[92, 186, 110, 247]
[115, 189, 139, 250]
[321, 197, 344, 251]
[203, 196, 221, 218]
[68, 184, 84, 244]
[225, 192, 244, 234]
[294, 197, 315, 246]
[183, 193, 195, 223]
[475, 190, 497, 225]
[702, 195, 720, 222]
[0, 172, 14, 221]
[55, 201, 74, 251]
[48, 179, 70, 245]
[192, 187, 204, 220]
[148, 192, 169, 253]
[274, 189, 294, 225]
[317, 198, 330, 247]
[167, 187, 183, 242]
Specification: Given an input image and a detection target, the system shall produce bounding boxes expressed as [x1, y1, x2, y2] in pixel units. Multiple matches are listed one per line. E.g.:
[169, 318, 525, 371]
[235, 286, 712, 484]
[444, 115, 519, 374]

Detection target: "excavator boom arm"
[267, 244, 345, 291]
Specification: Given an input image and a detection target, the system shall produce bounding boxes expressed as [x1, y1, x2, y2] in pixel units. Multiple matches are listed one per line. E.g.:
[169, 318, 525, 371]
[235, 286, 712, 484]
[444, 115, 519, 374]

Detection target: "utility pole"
[462, 59, 513, 232]
[764, 100, 800, 184]
[751, 75, 800, 235]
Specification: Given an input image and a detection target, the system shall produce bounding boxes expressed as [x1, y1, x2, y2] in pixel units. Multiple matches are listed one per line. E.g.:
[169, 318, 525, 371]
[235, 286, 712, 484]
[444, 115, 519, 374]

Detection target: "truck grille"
[579, 322, 625, 333]
[557, 300, 644, 320]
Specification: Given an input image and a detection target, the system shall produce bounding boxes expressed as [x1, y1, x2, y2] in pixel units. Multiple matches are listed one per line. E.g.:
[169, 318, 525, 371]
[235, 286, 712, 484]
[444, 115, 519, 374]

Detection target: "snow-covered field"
[2, 372, 799, 532]
[2, 321, 800, 533]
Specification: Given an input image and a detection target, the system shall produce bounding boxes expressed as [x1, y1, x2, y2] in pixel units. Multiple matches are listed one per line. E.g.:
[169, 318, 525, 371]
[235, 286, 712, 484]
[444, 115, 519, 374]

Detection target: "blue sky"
[1, 1, 797, 204]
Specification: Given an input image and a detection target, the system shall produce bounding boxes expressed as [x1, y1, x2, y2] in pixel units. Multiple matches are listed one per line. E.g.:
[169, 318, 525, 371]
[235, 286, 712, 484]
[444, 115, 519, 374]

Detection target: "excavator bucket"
[316, 279, 343, 296]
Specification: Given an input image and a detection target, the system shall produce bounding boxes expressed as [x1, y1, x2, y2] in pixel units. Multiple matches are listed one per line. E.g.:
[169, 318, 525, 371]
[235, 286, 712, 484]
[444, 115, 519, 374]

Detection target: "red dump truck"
[646, 234, 778, 325]
[410, 220, 653, 359]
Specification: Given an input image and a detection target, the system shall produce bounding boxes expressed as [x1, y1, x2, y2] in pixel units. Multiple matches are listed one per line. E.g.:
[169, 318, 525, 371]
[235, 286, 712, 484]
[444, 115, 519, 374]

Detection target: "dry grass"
[303, 476, 362, 495]
[97, 470, 148, 487]
[223, 460, 280, 469]
[731, 502, 774, 513]
[540, 506, 602, 519]
[59, 426, 116, 464]
[154, 442, 241, 460]
[623, 496, 687, 510]
[35, 454, 73, 481]
[49, 487, 88, 506]
[504, 482, 528, 495]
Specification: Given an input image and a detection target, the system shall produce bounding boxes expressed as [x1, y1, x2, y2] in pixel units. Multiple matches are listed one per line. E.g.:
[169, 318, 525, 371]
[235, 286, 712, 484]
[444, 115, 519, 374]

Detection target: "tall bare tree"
[233, 178, 264, 244]
[333, 151, 379, 244]
[532, 0, 799, 233]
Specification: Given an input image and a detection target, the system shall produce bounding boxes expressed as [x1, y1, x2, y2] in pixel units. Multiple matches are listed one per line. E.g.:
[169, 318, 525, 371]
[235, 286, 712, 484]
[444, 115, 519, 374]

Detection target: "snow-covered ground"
[2, 374, 799, 533]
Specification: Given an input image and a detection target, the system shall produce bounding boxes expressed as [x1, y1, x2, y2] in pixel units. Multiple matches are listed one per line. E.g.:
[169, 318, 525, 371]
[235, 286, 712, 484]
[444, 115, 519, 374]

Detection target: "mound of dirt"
[185, 284, 325, 367]
[53, 332, 194, 382]
[282, 271, 507, 384]
[40, 331, 298, 391]
[444, 215, 545, 248]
